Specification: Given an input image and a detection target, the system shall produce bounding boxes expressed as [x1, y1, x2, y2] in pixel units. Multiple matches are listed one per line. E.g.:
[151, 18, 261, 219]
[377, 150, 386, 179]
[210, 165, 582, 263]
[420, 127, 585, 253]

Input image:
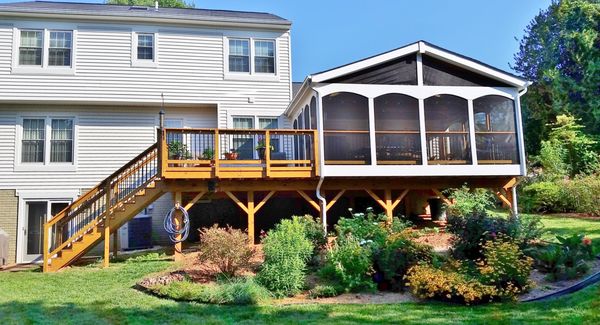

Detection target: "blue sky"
[1, 0, 552, 81]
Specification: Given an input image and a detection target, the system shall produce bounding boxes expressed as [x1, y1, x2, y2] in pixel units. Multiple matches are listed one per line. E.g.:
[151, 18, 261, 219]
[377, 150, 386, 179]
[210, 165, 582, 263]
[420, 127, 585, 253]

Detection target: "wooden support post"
[247, 191, 255, 244]
[384, 189, 393, 222]
[494, 188, 512, 208]
[366, 189, 409, 222]
[214, 129, 220, 177]
[431, 189, 452, 206]
[173, 191, 183, 262]
[43, 223, 49, 272]
[265, 130, 271, 177]
[103, 222, 110, 268]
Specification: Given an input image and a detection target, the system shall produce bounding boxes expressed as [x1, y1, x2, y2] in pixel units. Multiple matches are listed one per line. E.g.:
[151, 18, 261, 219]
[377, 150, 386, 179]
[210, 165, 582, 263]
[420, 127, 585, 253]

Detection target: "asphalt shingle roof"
[0, 1, 290, 26]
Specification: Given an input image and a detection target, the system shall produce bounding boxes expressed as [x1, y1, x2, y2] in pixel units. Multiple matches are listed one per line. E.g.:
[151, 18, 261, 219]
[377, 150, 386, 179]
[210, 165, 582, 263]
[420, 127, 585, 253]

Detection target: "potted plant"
[255, 139, 274, 160]
[224, 149, 238, 160]
[202, 148, 215, 160]
[168, 141, 189, 160]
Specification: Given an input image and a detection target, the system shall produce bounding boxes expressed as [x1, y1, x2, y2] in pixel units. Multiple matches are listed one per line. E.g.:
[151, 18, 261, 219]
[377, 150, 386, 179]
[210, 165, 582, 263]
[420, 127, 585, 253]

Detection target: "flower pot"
[224, 152, 238, 160]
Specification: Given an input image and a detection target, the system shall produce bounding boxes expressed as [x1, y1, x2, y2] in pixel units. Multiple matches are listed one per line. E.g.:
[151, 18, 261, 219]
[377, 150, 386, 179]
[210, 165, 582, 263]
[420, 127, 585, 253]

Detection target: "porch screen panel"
[474, 96, 519, 164]
[22, 118, 45, 163]
[374, 94, 421, 164]
[424, 95, 471, 164]
[50, 119, 73, 163]
[310, 97, 317, 129]
[323, 92, 370, 165]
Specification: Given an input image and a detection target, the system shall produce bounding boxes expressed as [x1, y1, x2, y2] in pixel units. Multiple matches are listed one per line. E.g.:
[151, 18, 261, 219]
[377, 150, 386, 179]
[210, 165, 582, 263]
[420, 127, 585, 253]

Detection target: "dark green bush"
[447, 213, 544, 260]
[295, 214, 327, 248]
[521, 181, 565, 213]
[320, 235, 375, 292]
[335, 208, 411, 251]
[257, 216, 313, 297]
[373, 235, 433, 291]
[446, 186, 495, 217]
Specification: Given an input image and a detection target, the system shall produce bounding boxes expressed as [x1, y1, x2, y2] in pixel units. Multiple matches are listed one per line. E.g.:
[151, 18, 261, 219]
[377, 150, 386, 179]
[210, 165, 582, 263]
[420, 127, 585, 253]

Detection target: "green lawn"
[537, 215, 600, 252]
[1, 216, 599, 325]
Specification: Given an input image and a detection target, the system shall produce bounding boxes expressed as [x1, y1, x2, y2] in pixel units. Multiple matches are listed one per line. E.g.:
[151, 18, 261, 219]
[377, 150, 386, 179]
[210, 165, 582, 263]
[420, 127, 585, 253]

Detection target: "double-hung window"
[227, 38, 276, 76]
[254, 40, 275, 73]
[19, 30, 43, 66]
[48, 31, 72, 66]
[137, 33, 154, 60]
[228, 39, 250, 73]
[16, 29, 74, 71]
[19, 117, 75, 167]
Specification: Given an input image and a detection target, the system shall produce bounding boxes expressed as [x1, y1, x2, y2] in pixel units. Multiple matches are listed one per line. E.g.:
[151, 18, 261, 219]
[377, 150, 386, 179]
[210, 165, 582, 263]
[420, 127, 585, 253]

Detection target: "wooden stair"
[43, 143, 163, 272]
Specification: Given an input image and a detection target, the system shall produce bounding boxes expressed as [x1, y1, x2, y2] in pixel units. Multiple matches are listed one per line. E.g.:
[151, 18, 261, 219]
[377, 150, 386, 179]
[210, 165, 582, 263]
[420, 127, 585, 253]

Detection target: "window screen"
[374, 94, 421, 164]
[310, 97, 317, 129]
[473, 95, 519, 164]
[424, 95, 471, 164]
[322, 92, 370, 165]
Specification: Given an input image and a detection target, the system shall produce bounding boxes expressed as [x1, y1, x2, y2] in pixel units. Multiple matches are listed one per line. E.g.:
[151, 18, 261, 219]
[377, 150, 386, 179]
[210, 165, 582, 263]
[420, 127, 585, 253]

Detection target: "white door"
[21, 200, 69, 263]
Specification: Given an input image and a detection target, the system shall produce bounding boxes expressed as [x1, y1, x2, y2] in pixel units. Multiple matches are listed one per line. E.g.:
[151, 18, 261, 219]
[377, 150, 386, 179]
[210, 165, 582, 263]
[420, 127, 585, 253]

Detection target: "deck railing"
[159, 128, 319, 179]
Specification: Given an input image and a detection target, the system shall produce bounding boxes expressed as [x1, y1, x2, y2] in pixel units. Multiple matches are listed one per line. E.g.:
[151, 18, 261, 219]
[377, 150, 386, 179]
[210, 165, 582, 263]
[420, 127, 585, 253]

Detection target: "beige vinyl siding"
[0, 105, 217, 191]
[0, 22, 291, 129]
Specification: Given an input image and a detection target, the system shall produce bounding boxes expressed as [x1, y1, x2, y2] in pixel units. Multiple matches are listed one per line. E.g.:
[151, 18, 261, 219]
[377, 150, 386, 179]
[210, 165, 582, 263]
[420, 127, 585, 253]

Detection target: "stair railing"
[43, 142, 159, 271]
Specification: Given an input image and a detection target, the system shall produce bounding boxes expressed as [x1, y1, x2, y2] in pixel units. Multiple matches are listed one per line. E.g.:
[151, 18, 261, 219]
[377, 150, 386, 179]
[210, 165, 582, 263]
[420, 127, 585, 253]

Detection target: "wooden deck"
[159, 128, 319, 179]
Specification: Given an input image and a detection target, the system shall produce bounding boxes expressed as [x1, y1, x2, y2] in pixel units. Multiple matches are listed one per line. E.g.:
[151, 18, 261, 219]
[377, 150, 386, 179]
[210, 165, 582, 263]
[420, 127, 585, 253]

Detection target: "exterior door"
[21, 201, 69, 263]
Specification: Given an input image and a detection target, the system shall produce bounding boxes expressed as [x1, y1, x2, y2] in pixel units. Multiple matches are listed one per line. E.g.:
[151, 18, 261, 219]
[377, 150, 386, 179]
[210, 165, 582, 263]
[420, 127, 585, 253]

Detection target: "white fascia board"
[421, 43, 529, 89]
[323, 164, 523, 177]
[0, 12, 291, 31]
[311, 43, 420, 83]
[284, 77, 311, 117]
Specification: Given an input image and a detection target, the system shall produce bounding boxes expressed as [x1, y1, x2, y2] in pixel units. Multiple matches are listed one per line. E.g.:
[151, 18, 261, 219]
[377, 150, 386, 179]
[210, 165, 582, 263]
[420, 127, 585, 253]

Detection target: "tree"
[105, 0, 194, 9]
[512, 0, 600, 154]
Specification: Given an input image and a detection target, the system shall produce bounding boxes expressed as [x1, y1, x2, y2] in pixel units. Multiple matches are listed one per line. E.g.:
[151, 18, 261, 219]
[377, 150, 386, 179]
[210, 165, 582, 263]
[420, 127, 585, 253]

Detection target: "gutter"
[0, 11, 292, 31]
[313, 83, 328, 234]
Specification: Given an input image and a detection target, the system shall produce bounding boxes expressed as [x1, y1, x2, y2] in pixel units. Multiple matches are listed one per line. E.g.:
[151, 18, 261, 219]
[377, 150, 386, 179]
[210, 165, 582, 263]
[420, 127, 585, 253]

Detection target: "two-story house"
[0, 1, 530, 273]
[0, 1, 292, 267]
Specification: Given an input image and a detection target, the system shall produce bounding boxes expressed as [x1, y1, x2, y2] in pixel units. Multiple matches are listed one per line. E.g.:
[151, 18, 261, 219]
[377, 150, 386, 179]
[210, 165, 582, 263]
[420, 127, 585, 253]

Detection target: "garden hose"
[163, 204, 190, 243]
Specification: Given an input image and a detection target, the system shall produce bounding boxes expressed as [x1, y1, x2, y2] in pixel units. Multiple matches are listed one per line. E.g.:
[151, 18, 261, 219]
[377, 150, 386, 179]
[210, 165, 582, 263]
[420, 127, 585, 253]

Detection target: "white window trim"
[224, 36, 279, 81]
[11, 27, 76, 75]
[14, 115, 78, 172]
[131, 31, 159, 68]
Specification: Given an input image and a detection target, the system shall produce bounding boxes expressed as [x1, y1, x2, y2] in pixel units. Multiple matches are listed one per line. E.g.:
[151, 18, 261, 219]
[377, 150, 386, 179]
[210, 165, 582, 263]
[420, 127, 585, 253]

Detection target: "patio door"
[21, 200, 69, 263]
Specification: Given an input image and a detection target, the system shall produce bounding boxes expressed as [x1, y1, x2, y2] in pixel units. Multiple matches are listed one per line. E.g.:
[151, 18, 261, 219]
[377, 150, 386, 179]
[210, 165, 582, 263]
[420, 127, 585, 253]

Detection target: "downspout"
[313, 85, 328, 234]
[512, 83, 530, 218]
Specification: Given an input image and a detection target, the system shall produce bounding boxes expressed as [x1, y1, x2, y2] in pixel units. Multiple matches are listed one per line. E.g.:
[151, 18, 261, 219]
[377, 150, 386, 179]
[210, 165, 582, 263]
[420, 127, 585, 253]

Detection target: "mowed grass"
[537, 214, 600, 252]
[0, 216, 599, 325]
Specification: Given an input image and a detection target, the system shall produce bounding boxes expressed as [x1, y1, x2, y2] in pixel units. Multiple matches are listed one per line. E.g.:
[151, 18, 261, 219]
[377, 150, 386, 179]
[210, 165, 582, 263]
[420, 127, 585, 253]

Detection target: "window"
[259, 117, 280, 152]
[232, 116, 254, 159]
[226, 37, 276, 76]
[137, 33, 154, 60]
[48, 31, 72, 66]
[21, 119, 45, 163]
[50, 119, 73, 162]
[19, 30, 43, 66]
[254, 40, 275, 73]
[374, 94, 421, 165]
[424, 95, 471, 164]
[229, 39, 250, 72]
[322, 92, 371, 165]
[19, 117, 75, 166]
[474, 96, 519, 164]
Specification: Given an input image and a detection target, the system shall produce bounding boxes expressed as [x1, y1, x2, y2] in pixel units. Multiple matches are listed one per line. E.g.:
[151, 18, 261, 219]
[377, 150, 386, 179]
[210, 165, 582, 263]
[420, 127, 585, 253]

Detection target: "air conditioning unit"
[119, 205, 153, 251]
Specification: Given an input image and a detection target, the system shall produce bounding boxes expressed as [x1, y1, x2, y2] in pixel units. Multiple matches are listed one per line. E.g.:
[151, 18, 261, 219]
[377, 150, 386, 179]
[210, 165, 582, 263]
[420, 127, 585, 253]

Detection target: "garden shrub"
[197, 225, 254, 277]
[257, 217, 314, 297]
[335, 208, 411, 250]
[521, 181, 565, 213]
[477, 236, 533, 292]
[295, 214, 327, 248]
[320, 235, 376, 292]
[149, 277, 270, 305]
[373, 235, 433, 291]
[308, 285, 339, 298]
[529, 234, 594, 281]
[405, 264, 499, 305]
[447, 213, 543, 259]
[563, 174, 600, 216]
[446, 186, 495, 217]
